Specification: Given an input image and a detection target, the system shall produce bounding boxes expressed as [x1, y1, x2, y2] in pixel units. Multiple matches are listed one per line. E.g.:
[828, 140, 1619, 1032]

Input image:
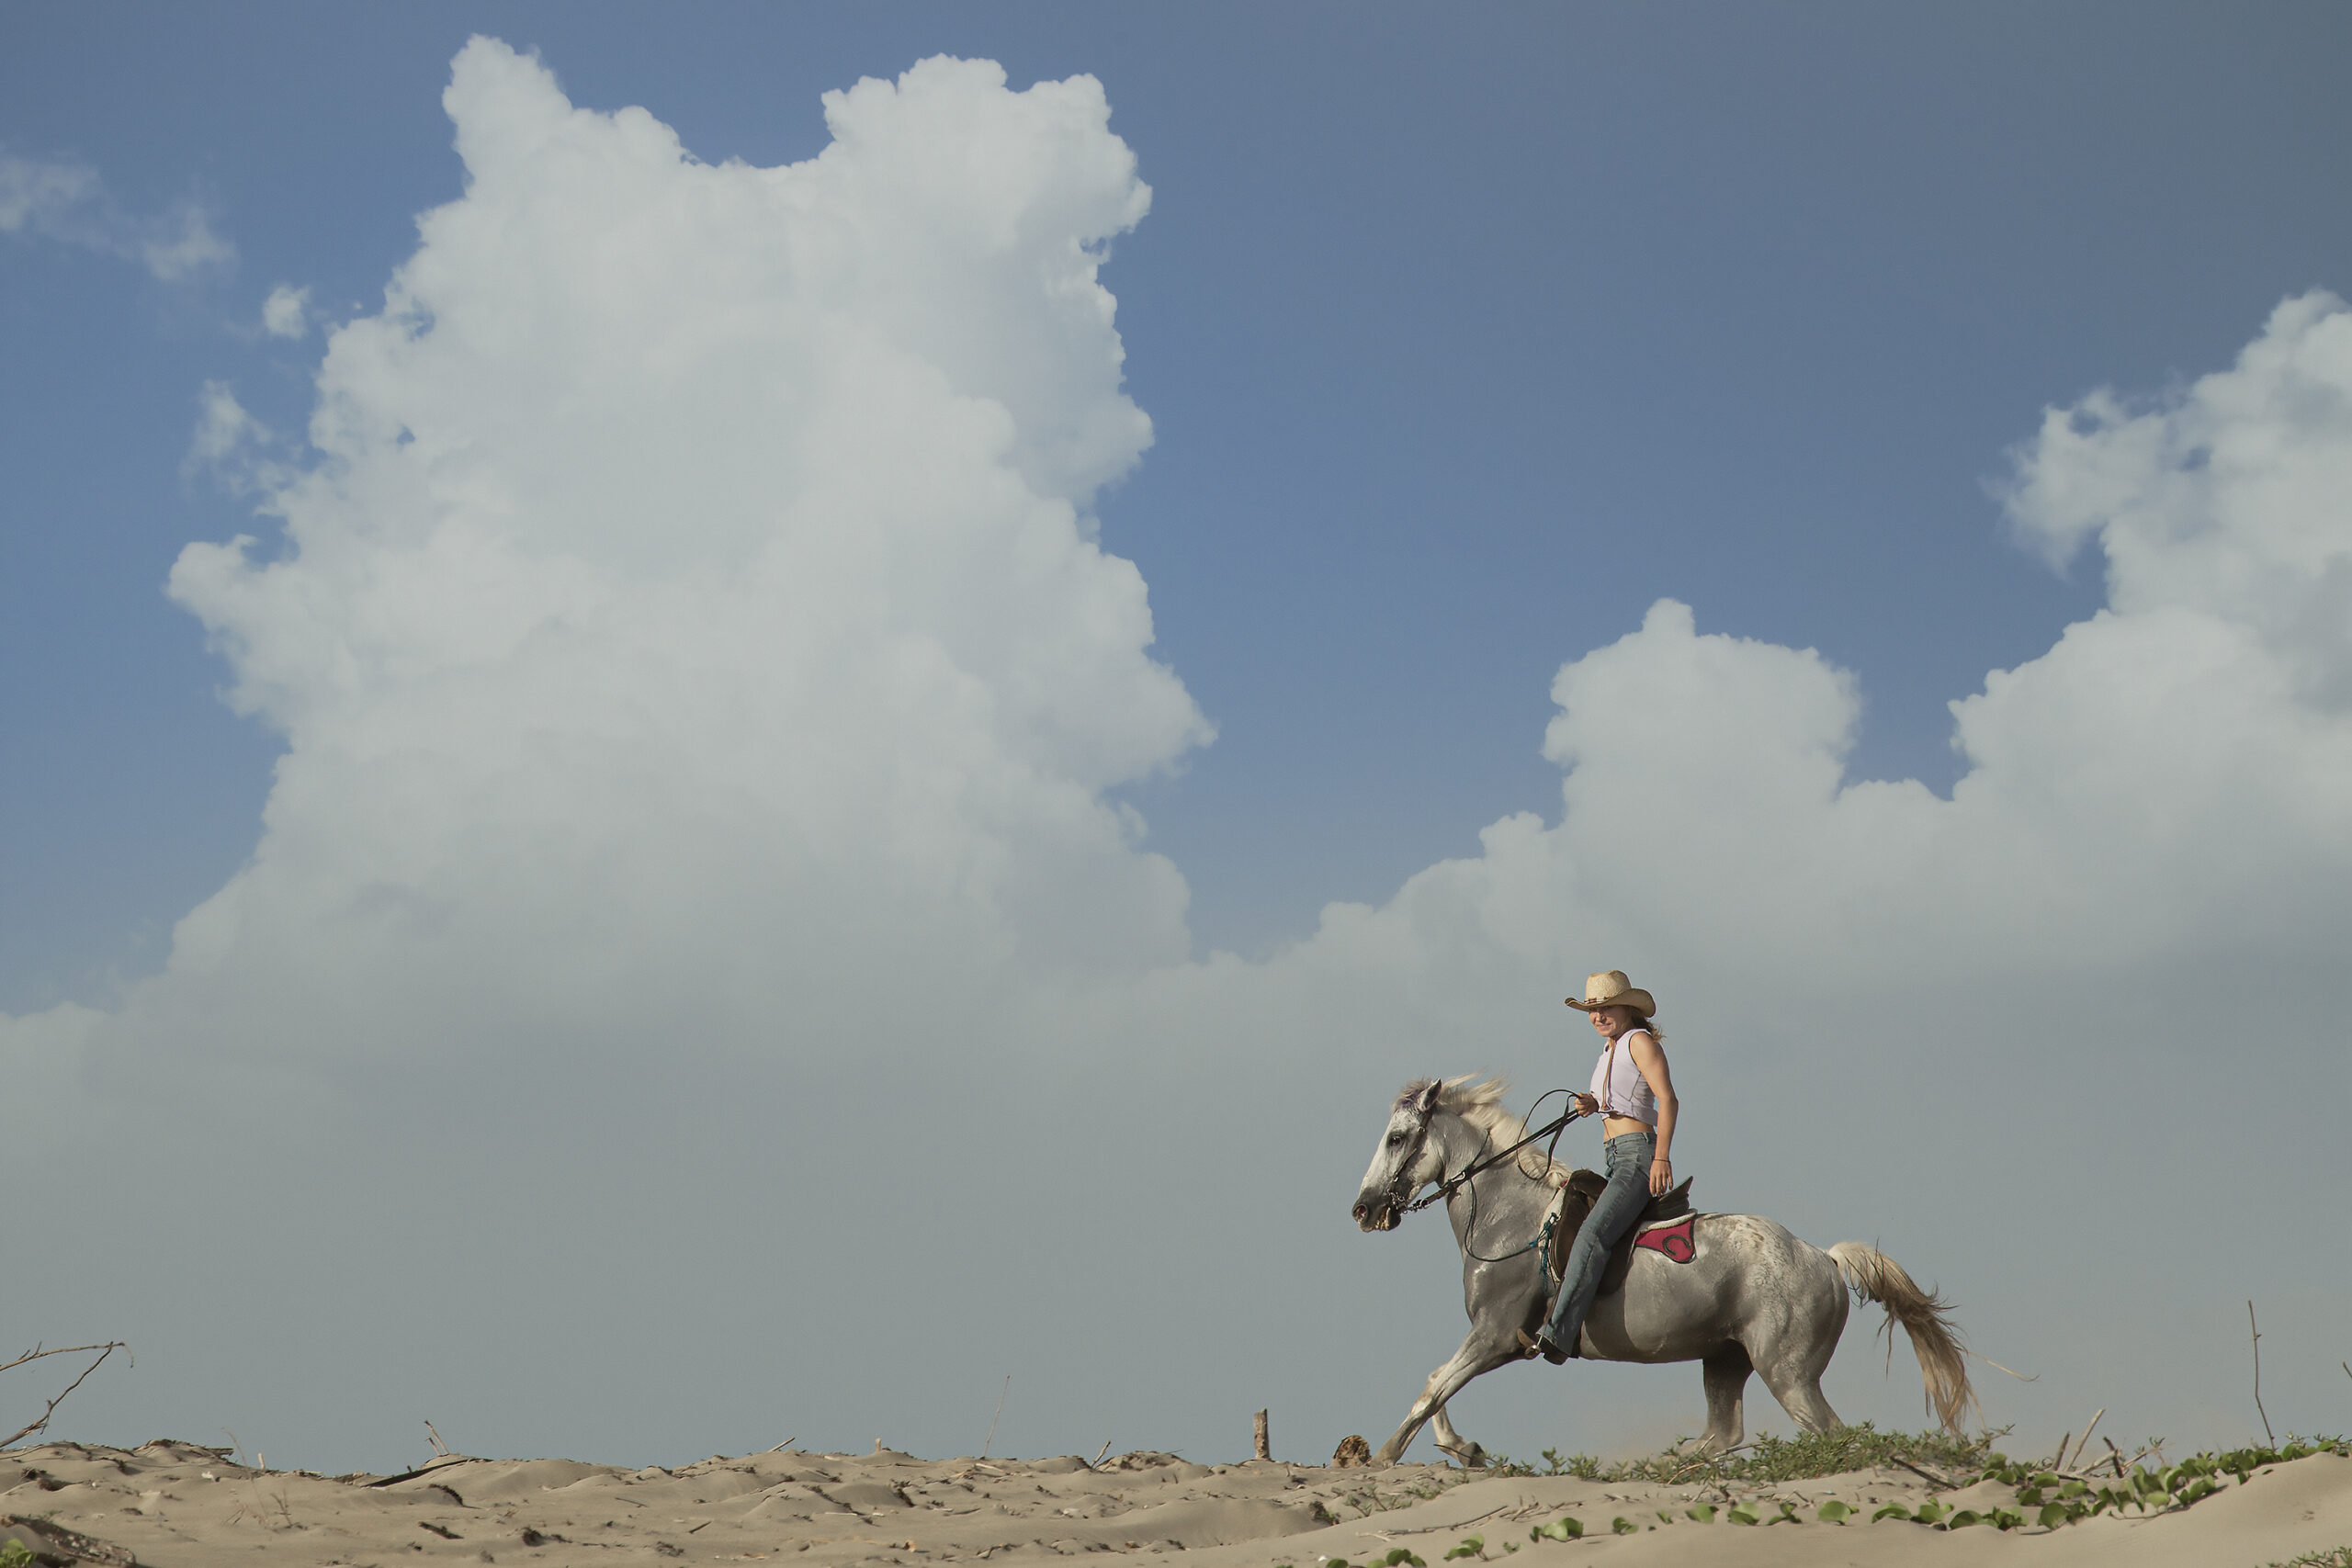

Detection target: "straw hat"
[1565, 970, 1657, 1018]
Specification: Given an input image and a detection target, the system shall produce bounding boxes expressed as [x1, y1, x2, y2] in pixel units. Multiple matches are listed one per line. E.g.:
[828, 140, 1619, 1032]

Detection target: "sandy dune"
[5, 1438, 2346, 1567]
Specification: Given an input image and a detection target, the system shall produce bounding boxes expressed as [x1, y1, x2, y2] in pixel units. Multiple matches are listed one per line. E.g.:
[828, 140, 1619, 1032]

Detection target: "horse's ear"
[1417, 1080, 1442, 1114]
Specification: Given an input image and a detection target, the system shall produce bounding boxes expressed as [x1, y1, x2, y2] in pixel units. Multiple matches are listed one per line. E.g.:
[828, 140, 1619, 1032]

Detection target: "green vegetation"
[1465, 1429, 2349, 1541]
[1960, 1437, 2349, 1531]
[1335, 1469, 1470, 1517]
[1323, 1549, 1428, 1568]
[1483, 1421, 1998, 1484]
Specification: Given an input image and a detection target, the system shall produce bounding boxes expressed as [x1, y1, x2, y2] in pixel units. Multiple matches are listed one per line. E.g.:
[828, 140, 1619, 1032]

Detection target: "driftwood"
[1252, 1409, 1271, 1461]
[362, 1454, 483, 1489]
[1, 1342, 130, 1450]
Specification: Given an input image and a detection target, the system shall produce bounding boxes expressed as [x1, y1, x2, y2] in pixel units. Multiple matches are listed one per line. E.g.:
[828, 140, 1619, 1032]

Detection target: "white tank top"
[1591, 1030, 1659, 1125]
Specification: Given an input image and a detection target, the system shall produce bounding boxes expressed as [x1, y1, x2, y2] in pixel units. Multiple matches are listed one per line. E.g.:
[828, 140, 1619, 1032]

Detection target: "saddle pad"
[1631, 1214, 1696, 1263]
[1541, 1173, 1696, 1286]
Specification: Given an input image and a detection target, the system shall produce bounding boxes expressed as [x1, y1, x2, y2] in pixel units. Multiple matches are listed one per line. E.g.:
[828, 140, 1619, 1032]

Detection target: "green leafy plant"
[1724, 1501, 1758, 1525]
[1960, 1435, 2347, 1531]
[1528, 1517, 1581, 1541]
[1443, 1535, 1484, 1559]
[0, 1539, 34, 1568]
[1610, 1517, 1634, 1535]
[1683, 1503, 1715, 1523]
[1816, 1500, 1851, 1524]
[1484, 1423, 1998, 1487]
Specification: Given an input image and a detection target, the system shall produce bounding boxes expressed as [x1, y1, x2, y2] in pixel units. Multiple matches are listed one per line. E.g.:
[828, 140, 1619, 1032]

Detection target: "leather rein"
[1401, 1097, 1584, 1214]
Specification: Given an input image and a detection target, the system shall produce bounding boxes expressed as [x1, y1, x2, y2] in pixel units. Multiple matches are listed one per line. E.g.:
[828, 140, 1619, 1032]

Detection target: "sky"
[3, 3, 2349, 1478]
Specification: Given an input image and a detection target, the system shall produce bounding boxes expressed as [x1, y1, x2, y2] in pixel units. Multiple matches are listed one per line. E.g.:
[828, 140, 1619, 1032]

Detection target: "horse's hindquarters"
[1582, 1215, 1844, 1367]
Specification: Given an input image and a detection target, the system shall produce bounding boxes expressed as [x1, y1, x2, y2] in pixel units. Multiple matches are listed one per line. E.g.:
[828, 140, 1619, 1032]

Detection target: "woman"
[1530, 969, 1679, 1365]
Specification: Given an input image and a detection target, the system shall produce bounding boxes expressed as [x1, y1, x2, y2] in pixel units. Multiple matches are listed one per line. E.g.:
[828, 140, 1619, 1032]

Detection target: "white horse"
[1351, 1077, 1973, 1467]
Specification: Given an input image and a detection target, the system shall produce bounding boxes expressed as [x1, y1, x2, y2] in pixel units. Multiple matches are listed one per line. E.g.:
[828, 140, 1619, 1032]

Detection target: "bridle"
[1379, 1089, 1583, 1220]
[1380, 1089, 1585, 1267]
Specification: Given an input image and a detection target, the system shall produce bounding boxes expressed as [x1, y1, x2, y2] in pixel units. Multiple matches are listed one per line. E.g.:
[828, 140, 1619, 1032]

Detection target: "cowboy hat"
[1565, 970, 1657, 1018]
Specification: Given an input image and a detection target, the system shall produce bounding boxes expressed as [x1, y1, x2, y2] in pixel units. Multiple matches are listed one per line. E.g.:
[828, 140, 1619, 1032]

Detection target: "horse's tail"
[1827, 1241, 1977, 1434]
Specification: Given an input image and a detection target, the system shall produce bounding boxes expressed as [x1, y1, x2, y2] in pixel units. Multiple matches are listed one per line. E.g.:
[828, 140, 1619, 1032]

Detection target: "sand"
[5, 1438, 2346, 1567]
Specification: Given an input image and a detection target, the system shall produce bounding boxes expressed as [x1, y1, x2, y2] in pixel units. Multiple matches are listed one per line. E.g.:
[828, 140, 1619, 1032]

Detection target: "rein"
[1403, 1099, 1583, 1213]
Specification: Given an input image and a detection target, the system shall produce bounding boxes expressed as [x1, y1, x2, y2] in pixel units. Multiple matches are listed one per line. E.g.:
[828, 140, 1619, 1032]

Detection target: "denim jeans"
[1542, 1129, 1656, 1350]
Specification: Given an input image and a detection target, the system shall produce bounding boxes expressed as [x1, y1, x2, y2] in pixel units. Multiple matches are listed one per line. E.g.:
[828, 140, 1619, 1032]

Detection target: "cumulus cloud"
[125, 38, 1206, 1098]
[4, 39, 2347, 1472]
[261, 282, 311, 338]
[0, 150, 233, 279]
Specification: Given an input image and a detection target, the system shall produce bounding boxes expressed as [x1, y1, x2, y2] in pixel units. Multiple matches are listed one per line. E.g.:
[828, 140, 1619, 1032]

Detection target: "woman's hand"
[1649, 1156, 1674, 1197]
[1571, 1092, 1600, 1118]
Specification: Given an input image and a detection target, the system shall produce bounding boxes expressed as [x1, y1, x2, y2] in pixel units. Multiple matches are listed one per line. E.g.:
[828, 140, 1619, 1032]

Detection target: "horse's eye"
[1387, 1132, 1406, 1146]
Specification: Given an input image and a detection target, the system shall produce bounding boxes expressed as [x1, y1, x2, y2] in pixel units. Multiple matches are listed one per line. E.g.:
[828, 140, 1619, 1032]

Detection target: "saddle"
[1543, 1170, 1696, 1298]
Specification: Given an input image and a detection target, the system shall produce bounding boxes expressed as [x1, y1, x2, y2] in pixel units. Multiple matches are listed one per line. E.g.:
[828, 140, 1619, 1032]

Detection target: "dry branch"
[2064, 1407, 2105, 1472]
[1, 1341, 129, 1450]
[982, 1375, 1009, 1460]
[1890, 1456, 1958, 1491]
[2249, 1300, 2276, 1446]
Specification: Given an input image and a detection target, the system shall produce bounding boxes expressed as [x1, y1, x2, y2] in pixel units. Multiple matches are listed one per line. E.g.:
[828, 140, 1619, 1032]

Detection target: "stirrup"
[1516, 1327, 1573, 1365]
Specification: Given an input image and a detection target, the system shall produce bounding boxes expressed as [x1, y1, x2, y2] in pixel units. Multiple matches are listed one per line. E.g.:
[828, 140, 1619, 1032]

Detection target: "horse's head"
[1352, 1078, 1446, 1232]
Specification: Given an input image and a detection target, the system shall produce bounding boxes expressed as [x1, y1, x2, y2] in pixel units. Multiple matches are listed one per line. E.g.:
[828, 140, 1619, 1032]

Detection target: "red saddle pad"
[1633, 1215, 1697, 1264]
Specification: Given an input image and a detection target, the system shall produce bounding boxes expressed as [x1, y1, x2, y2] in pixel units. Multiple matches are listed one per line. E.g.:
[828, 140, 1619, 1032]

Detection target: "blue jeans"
[1542, 1130, 1656, 1351]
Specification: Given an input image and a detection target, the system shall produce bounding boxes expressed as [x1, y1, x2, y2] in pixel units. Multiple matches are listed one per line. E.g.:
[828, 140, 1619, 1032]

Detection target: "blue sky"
[4, 5, 2349, 1474]
[12, 4, 2346, 1001]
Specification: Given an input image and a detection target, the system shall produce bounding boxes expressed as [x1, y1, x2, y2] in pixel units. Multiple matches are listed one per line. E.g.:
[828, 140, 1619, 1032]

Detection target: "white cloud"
[187, 379, 266, 463]
[2005, 294, 2352, 708]
[261, 282, 311, 338]
[5, 39, 2349, 1472]
[183, 380, 293, 498]
[0, 150, 233, 279]
[0, 152, 102, 229]
[132, 38, 1207, 1094]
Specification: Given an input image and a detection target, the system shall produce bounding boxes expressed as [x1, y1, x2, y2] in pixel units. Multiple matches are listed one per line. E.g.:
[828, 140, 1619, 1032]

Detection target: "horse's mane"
[1398, 1076, 1573, 1188]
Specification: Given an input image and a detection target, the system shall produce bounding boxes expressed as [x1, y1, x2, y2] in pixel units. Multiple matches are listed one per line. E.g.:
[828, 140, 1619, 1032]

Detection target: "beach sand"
[5, 1438, 2346, 1567]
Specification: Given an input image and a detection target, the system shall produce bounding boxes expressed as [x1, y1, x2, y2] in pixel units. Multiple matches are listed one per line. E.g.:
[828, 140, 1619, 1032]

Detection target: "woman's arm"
[1629, 1032, 1678, 1195]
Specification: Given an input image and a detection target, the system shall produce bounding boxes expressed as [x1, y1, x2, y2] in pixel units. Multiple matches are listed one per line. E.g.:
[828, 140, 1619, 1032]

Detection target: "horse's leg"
[1754, 1355, 1840, 1433]
[1697, 1343, 1751, 1454]
[1374, 1333, 1521, 1467]
[1745, 1248, 1850, 1435]
[1748, 1310, 1843, 1434]
[1429, 1404, 1487, 1470]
